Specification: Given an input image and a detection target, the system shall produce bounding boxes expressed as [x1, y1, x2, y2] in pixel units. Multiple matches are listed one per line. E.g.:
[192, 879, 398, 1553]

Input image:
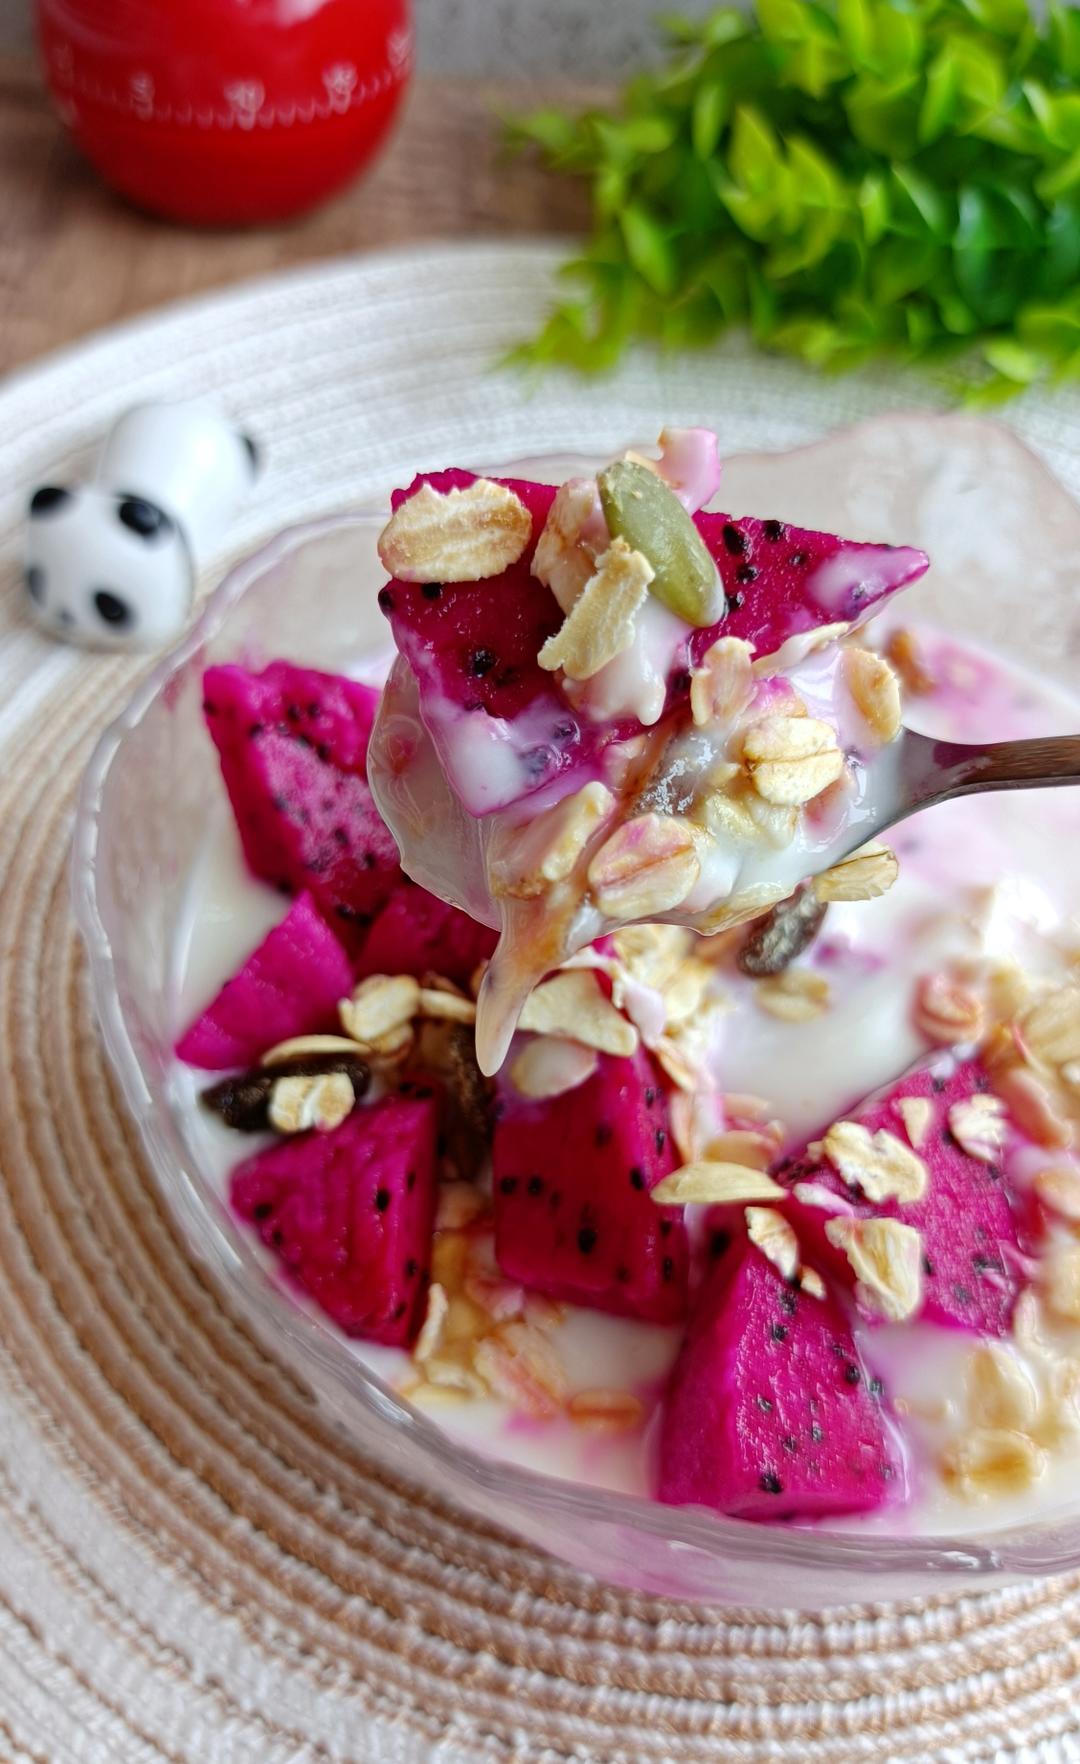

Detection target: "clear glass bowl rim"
[69, 481, 1080, 1596]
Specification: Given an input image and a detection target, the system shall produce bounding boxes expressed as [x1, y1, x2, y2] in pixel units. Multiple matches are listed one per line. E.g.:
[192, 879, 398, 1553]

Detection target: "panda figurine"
[24, 399, 260, 650]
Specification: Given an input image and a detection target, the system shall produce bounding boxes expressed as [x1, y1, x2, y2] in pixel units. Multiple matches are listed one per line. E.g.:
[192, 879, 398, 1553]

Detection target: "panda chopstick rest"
[24, 399, 259, 649]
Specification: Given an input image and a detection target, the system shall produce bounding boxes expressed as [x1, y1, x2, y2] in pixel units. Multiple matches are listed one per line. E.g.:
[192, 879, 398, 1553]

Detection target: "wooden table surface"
[0, 56, 594, 376]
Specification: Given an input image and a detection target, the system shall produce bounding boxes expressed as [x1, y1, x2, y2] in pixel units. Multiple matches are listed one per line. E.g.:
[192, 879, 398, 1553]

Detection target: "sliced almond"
[1020, 986, 1080, 1068]
[821, 1120, 928, 1204]
[742, 715, 844, 807]
[414, 1282, 450, 1363]
[755, 968, 830, 1023]
[913, 973, 985, 1046]
[824, 1215, 923, 1322]
[814, 842, 899, 904]
[339, 974, 421, 1044]
[518, 970, 638, 1057]
[895, 1095, 933, 1150]
[511, 1035, 598, 1099]
[940, 1428, 1046, 1501]
[532, 477, 603, 611]
[473, 1321, 568, 1419]
[745, 1206, 800, 1282]
[651, 1162, 785, 1206]
[489, 781, 615, 900]
[417, 988, 477, 1024]
[842, 646, 902, 744]
[948, 1093, 1007, 1163]
[261, 1033, 364, 1066]
[537, 538, 653, 680]
[377, 477, 532, 582]
[567, 1389, 646, 1432]
[885, 626, 935, 695]
[1033, 1165, 1080, 1222]
[267, 1071, 355, 1135]
[689, 636, 754, 728]
[587, 812, 700, 922]
[997, 1064, 1074, 1151]
[703, 1127, 780, 1171]
[965, 1342, 1040, 1432]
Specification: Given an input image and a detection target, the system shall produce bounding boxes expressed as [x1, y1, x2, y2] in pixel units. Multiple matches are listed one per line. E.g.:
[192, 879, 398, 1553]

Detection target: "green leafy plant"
[508, 0, 1080, 398]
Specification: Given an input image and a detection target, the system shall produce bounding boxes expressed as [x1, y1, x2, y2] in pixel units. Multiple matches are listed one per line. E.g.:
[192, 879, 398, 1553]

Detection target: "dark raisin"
[738, 885, 828, 977]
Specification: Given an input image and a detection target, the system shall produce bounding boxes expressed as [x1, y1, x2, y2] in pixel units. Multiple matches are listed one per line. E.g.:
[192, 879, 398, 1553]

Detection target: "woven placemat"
[4, 243, 1080, 1763]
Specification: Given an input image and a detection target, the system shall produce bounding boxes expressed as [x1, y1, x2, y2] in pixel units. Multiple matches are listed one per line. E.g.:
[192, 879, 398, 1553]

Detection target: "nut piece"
[489, 781, 615, 900]
[587, 812, 700, 922]
[742, 715, 844, 807]
[511, 1036, 599, 1100]
[821, 1120, 928, 1204]
[966, 1342, 1040, 1432]
[842, 646, 903, 744]
[895, 1095, 933, 1150]
[377, 477, 532, 583]
[997, 1065, 1074, 1151]
[417, 988, 477, 1024]
[473, 1321, 568, 1419]
[745, 1206, 800, 1282]
[532, 477, 603, 611]
[814, 843, 899, 904]
[651, 1162, 786, 1206]
[755, 968, 831, 1023]
[567, 1389, 646, 1432]
[268, 1071, 355, 1135]
[1043, 1240, 1080, 1324]
[1020, 986, 1080, 1068]
[1033, 1165, 1080, 1223]
[538, 538, 654, 680]
[948, 1093, 1007, 1163]
[340, 974, 421, 1044]
[518, 969, 638, 1057]
[886, 626, 935, 695]
[824, 1216, 923, 1322]
[913, 973, 985, 1046]
[689, 636, 754, 728]
[940, 1428, 1047, 1502]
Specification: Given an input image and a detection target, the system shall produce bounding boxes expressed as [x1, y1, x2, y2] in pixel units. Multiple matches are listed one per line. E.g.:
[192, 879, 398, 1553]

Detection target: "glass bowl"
[73, 418, 1080, 1606]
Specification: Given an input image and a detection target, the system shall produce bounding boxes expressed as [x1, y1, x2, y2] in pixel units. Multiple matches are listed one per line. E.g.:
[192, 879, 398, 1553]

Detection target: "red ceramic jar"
[35, 0, 412, 225]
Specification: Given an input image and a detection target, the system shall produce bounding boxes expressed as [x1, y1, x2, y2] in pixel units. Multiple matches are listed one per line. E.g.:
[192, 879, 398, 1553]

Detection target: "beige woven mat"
[4, 244, 1080, 1763]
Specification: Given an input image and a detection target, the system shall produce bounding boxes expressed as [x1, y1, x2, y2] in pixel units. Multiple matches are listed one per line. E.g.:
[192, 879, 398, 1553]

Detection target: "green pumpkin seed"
[597, 459, 724, 628]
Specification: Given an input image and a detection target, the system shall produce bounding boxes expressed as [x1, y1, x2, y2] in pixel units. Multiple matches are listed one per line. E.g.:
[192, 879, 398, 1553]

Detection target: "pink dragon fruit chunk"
[202, 660, 401, 951]
[687, 510, 928, 675]
[230, 1081, 439, 1345]
[176, 891, 354, 1070]
[777, 1053, 1025, 1336]
[355, 877, 497, 987]
[492, 1047, 688, 1323]
[659, 1235, 904, 1520]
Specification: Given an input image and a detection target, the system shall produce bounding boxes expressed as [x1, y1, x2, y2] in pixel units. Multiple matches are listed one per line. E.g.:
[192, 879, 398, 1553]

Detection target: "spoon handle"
[901, 730, 1080, 813]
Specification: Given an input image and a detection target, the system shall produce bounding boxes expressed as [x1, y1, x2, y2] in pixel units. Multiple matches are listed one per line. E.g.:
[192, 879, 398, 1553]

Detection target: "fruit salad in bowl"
[76, 419, 1080, 1603]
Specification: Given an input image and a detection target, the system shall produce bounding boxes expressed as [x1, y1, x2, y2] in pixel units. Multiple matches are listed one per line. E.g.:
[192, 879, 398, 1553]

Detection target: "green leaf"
[729, 104, 782, 194]
[619, 205, 679, 295]
[692, 81, 728, 157]
[918, 48, 961, 145]
[846, 73, 920, 157]
[836, 0, 874, 64]
[959, 0, 1029, 36]
[756, 0, 812, 44]
[981, 337, 1045, 381]
[890, 165, 954, 241]
[859, 170, 890, 244]
[1037, 144, 1080, 202]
